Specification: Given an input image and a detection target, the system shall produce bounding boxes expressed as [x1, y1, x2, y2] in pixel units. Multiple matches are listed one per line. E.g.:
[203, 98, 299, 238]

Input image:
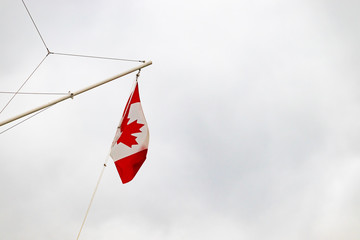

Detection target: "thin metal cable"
[0, 91, 68, 96]
[51, 52, 145, 63]
[0, 107, 49, 135]
[76, 153, 110, 240]
[0, 54, 49, 115]
[21, 0, 50, 52]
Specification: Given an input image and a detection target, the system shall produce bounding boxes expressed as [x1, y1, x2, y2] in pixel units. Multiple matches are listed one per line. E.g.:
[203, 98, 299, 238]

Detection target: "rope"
[0, 107, 50, 135]
[51, 52, 145, 63]
[76, 153, 110, 240]
[21, 0, 50, 52]
[0, 53, 49, 116]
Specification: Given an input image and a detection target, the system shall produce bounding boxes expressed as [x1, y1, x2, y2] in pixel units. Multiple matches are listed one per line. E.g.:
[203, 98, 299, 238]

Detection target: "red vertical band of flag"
[114, 149, 148, 184]
[110, 81, 149, 183]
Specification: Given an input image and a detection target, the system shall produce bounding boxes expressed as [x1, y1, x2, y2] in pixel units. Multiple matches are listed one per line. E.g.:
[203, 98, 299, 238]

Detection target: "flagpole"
[0, 61, 152, 127]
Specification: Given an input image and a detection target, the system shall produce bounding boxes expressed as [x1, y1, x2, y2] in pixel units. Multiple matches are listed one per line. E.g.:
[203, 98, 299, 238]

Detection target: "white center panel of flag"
[110, 103, 148, 161]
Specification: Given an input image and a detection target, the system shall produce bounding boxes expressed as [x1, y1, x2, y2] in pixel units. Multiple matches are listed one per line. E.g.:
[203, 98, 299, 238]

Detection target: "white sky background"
[0, 0, 360, 239]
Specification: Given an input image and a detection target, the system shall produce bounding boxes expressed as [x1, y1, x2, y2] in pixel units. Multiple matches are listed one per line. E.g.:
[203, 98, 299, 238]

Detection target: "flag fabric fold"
[110, 81, 149, 183]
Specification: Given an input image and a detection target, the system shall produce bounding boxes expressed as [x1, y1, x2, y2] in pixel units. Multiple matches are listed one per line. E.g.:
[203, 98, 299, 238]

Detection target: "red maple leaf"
[117, 117, 144, 148]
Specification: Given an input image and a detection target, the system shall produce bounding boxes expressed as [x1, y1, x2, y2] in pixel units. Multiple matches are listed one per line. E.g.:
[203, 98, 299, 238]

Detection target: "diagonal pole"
[0, 61, 152, 127]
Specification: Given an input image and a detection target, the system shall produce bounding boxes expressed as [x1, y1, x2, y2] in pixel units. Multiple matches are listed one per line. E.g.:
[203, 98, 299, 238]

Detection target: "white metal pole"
[0, 61, 152, 127]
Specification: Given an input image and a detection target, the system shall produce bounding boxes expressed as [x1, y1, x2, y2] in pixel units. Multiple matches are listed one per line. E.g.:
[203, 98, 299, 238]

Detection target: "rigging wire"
[0, 91, 69, 96]
[21, 0, 50, 52]
[0, 53, 49, 115]
[51, 52, 145, 63]
[0, 106, 50, 135]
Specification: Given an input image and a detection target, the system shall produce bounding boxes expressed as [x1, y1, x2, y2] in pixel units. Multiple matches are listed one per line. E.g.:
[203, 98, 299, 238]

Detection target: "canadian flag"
[110, 81, 149, 183]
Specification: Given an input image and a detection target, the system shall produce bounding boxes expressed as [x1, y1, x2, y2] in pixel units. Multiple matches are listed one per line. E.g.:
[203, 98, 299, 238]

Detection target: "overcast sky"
[1, 0, 360, 239]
